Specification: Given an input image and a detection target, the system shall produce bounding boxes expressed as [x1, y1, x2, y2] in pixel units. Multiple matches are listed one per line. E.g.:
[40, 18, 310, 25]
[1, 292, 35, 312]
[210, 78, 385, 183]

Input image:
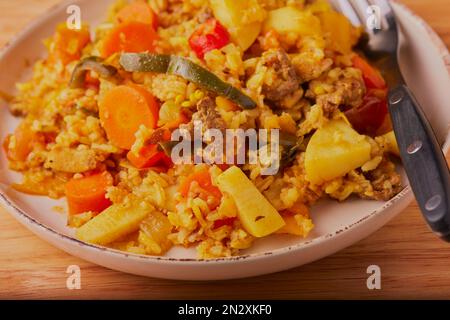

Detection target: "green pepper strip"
[70, 56, 119, 89]
[119, 53, 257, 110]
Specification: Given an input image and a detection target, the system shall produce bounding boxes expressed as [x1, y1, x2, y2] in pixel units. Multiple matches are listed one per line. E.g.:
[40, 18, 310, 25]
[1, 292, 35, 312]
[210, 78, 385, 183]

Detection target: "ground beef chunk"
[193, 97, 226, 132]
[308, 73, 366, 118]
[261, 49, 300, 102]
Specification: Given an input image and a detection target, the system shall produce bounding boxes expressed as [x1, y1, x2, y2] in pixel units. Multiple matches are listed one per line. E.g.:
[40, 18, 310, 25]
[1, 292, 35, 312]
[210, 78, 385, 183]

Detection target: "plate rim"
[0, 0, 448, 265]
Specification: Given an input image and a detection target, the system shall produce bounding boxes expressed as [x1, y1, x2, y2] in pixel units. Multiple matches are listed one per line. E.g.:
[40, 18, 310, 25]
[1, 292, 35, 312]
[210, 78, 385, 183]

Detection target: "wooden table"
[0, 0, 449, 300]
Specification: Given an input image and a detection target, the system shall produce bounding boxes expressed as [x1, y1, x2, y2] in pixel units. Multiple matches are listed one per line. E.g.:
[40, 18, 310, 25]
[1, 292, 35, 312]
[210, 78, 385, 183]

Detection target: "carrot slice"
[65, 172, 113, 215]
[49, 23, 91, 65]
[179, 169, 222, 199]
[4, 122, 39, 161]
[352, 55, 386, 90]
[101, 22, 157, 58]
[99, 84, 159, 150]
[127, 144, 172, 169]
[116, 1, 158, 29]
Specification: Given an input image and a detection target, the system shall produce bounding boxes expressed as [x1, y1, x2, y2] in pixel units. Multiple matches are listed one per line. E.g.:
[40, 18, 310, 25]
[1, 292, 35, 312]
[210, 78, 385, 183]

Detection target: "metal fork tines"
[330, 0, 450, 241]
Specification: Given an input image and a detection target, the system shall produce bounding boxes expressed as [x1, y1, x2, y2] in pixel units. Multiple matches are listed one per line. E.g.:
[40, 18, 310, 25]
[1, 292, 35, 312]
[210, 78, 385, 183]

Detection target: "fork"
[330, 0, 450, 240]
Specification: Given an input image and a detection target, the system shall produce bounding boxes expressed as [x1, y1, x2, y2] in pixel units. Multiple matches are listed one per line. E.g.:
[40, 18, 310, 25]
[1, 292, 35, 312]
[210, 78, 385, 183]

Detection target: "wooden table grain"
[0, 0, 449, 300]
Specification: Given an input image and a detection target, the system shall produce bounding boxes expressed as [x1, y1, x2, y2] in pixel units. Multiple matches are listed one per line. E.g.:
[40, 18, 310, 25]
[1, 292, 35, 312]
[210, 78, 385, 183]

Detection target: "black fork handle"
[389, 85, 450, 240]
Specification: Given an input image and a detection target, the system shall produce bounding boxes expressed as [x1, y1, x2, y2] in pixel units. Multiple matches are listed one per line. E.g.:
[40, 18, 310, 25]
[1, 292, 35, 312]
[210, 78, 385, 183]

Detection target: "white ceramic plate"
[0, 0, 449, 280]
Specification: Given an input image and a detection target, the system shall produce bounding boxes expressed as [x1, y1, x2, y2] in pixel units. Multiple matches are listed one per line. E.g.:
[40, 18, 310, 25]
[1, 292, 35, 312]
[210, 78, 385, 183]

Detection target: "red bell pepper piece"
[345, 89, 388, 136]
[352, 55, 387, 90]
[189, 19, 230, 59]
[213, 217, 237, 229]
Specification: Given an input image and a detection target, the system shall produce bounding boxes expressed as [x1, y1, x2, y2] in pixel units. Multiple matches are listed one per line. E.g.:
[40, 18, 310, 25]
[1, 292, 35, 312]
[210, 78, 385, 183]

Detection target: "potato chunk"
[217, 166, 285, 237]
[305, 119, 372, 185]
[318, 11, 359, 54]
[263, 7, 322, 37]
[210, 0, 265, 50]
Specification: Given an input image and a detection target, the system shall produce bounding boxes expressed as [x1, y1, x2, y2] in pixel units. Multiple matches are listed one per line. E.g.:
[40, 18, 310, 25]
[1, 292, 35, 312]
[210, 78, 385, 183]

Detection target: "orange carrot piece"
[99, 84, 159, 150]
[352, 55, 386, 90]
[49, 23, 91, 65]
[288, 202, 310, 217]
[101, 22, 157, 58]
[116, 1, 158, 29]
[127, 144, 172, 169]
[4, 122, 39, 162]
[179, 169, 222, 199]
[65, 172, 113, 215]
[277, 203, 311, 236]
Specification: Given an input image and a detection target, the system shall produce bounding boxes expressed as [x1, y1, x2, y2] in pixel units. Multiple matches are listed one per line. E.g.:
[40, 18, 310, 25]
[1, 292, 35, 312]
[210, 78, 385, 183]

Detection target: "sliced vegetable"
[305, 119, 372, 185]
[189, 19, 230, 59]
[277, 202, 311, 236]
[376, 114, 393, 136]
[216, 166, 285, 237]
[49, 23, 91, 65]
[352, 55, 386, 90]
[263, 7, 321, 38]
[99, 84, 159, 149]
[70, 56, 119, 88]
[210, 0, 264, 50]
[116, 0, 158, 29]
[276, 212, 313, 237]
[345, 89, 388, 136]
[120, 53, 257, 109]
[127, 144, 172, 169]
[346, 94, 388, 135]
[76, 200, 151, 245]
[4, 122, 39, 162]
[65, 172, 113, 215]
[319, 10, 358, 54]
[179, 168, 222, 200]
[101, 22, 157, 58]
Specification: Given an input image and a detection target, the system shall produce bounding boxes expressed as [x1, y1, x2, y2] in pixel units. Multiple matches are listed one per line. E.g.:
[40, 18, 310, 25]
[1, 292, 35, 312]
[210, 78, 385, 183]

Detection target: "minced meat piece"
[193, 97, 226, 132]
[261, 49, 300, 102]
